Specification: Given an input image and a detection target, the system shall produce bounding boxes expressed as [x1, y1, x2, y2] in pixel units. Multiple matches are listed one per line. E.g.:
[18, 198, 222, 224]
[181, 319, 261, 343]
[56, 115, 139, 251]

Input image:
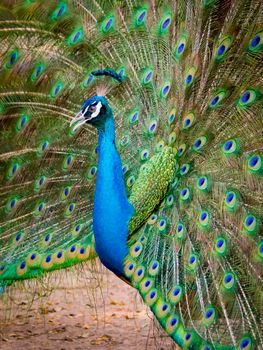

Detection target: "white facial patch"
[89, 101, 102, 120]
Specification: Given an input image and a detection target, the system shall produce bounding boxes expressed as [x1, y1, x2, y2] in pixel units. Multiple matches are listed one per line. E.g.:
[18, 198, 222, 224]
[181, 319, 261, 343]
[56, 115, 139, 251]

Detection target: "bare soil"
[0, 265, 178, 350]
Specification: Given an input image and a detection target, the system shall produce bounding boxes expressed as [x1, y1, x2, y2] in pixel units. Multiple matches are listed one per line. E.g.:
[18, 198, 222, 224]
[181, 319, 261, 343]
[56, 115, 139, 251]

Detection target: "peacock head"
[70, 68, 124, 131]
[70, 95, 112, 131]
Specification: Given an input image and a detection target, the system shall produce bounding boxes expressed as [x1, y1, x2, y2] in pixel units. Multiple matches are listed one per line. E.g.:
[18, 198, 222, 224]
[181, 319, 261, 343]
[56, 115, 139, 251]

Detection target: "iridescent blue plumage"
[89, 99, 134, 275]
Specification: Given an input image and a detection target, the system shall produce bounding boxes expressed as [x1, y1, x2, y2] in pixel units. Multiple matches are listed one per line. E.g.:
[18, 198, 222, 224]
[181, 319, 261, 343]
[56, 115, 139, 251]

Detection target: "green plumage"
[0, 0, 263, 348]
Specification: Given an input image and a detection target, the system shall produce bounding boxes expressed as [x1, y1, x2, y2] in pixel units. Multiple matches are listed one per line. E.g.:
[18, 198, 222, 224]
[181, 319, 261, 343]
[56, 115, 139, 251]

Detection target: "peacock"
[0, 0, 263, 348]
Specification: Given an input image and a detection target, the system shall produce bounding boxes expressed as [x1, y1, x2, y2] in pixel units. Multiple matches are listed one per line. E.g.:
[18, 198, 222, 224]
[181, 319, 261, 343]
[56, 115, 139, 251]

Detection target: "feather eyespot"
[222, 139, 240, 156]
[165, 314, 180, 334]
[53, 250, 65, 264]
[203, 307, 216, 327]
[44, 233, 51, 244]
[101, 16, 114, 33]
[140, 66, 153, 84]
[215, 237, 227, 256]
[184, 332, 193, 345]
[160, 83, 171, 98]
[199, 210, 211, 229]
[135, 8, 148, 26]
[247, 154, 262, 173]
[175, 34, 188, 59]
[6, 50, 19, 68]
[6, 197, 18, 212]
[127, 176, 135, 187]
[41, 254, 54, 270]
[243, 214, 258, 234]
[214, 36, 233, 61]
[169, 285, 183, 304]
[145, 288, 158, 305]
[223, 272, 236, 290]
[50, 82, 63, 97]
[180, 188, 191, 201]
[148, 261, 160, 276]
[124, 260, 136, 277]
[258, 242, 263, 259]
[140, 149, 149, 161]
[17, 261, 27, 275]
[15, 232, 22, 242]
[239, 338, 252, 350]
[166, 194, 174, 207]
[67, 28, 83, 46]
[189, 254, 198, 271]
[139, 278, 153, 293]
[181, 112, 195, 131]
[176, 222, 186, 239]
[133, 266, 145, 282]
[7, 162, 20, 180]
[34, 201, 46, 216]
[168, 108, 176, 124]
[248, 31, 263, 52]
[184, 66, 197, 87]
[209, 89, 227, 108]
[16, 114, 29, 131]
[224, 190, 238, 211]
[129, 111, 139, 125]
[51, 3, 67, 20]
[158, 218, 167, 233]
[130, 242, 143, 257]
[180, 163, 190, 175]
[197, 176, 209, 191]
[161, 16, 171, 31]
[155, 301, 170, 318]
[148, 214, 157, 225]
[237, 89, 258, 108]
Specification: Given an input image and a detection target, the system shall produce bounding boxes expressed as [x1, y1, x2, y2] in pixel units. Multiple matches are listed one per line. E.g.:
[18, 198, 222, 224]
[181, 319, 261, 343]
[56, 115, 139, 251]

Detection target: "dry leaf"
[109, 299, 125, 306]
[90, 335, 112, 345]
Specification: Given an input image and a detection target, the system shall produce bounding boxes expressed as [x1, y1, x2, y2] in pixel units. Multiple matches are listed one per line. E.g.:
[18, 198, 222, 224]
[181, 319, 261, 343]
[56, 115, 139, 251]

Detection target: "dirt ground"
[0, 263, 178, 350]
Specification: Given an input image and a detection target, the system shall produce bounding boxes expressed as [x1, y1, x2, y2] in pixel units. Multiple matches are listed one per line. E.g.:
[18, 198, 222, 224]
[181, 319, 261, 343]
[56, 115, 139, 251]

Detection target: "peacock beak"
[70, 111, 87, 131]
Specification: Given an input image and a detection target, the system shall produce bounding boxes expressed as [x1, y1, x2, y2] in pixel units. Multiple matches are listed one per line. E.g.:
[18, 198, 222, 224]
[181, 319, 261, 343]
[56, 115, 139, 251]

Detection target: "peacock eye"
[88, 103, 97, 112]
[82, 102, 98, 116]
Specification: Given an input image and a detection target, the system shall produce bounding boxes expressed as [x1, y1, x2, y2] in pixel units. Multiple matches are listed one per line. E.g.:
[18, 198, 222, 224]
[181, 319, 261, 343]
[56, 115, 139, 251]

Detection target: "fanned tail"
[0, 1, 262, 349]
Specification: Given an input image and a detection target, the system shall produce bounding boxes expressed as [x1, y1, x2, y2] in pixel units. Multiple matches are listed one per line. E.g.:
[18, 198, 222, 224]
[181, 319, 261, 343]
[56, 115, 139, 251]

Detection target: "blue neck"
[93, 115, 134, 276]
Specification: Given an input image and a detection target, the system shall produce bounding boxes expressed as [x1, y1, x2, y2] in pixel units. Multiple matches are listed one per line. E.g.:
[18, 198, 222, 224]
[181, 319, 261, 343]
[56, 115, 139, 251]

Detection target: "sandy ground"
[0, 263, 178, 350]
